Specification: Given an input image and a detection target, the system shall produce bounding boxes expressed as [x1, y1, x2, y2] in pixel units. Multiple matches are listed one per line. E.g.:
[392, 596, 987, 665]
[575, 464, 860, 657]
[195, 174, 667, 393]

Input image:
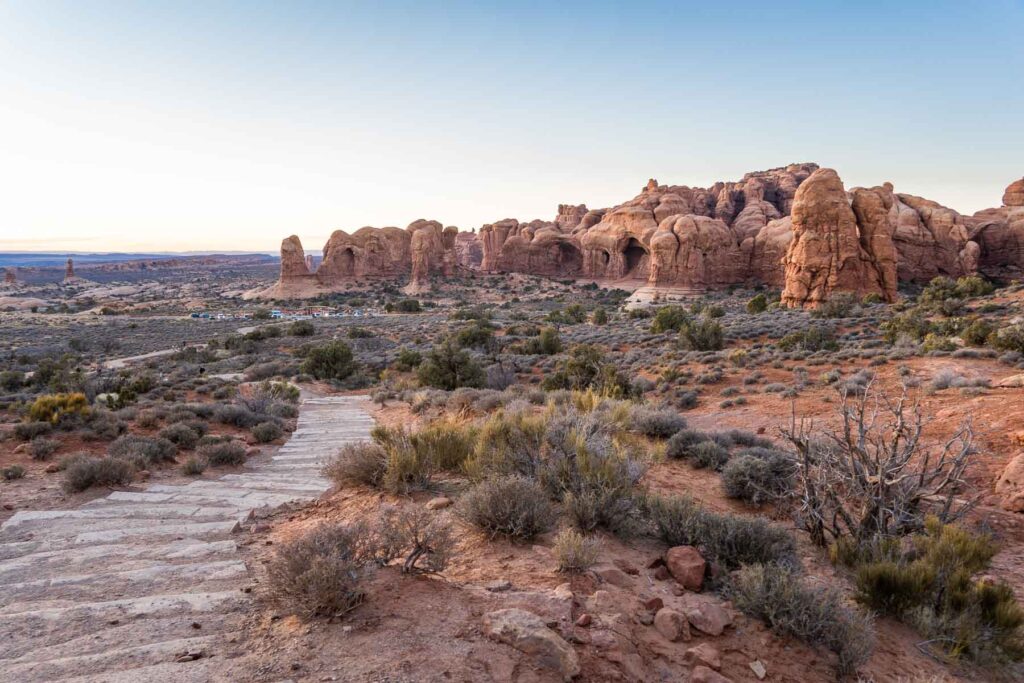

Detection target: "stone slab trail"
[0, 395, 373, 682]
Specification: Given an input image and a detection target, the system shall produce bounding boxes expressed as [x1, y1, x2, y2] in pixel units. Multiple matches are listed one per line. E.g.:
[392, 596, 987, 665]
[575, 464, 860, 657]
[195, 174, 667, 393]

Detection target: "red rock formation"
[970, 179, 1024, 273]
[781, 168, 894, 308]
[64, 257, 75, 281]
[3, 268, 15, 285]
[304, 254, 315, 272]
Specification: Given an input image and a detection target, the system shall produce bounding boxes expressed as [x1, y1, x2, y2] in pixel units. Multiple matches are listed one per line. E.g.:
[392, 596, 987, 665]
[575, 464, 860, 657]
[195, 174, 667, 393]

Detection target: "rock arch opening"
[339, 248, 355, 275]
[623, 238, 648, 278]
[555, 242, 583, 274]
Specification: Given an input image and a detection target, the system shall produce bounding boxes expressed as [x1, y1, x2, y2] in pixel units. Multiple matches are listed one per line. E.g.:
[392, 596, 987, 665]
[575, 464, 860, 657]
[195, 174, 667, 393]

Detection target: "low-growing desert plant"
[2, 464, 26, 480]
[198, 440, 246, 466]
[458, 475, 556, 540]
[14, 421, 52, 441]
[301, 340, 357, 381]
[646, 494, 798, 569]
[29, 436, 60, 460]
[323, 442, 388, 488]
[721, 448, 796, 505]
[252, 421, 284, 443]
[731, 563, 875, 676]
[29, 392, 90, 424]
[266, 521, 381, 618]
[553, 528, 601, 573]
[109, 434, 178, 467]
[416, 339, 484, 390]
[181, 455, 206, 476]
[629, 405, 686, 439]
[679, 316, 724, 351]
[375, 506, 454, 574]
[62, 456, 133, 492]
[159, 423, 200, 449]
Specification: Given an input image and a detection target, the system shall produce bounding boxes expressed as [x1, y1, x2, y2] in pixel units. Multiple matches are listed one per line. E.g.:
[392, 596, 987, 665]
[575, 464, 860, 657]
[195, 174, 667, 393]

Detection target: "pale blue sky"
[1, 1, 1022, 251]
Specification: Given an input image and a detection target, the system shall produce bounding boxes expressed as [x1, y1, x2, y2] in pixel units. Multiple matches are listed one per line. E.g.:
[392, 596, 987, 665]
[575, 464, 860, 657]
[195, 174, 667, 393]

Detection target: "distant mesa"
[260, 164, 1024, 307]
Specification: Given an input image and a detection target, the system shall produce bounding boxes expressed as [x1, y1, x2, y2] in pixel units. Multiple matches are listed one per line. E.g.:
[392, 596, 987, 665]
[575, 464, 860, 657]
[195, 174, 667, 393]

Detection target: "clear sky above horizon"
[1, 1, 1022, 252]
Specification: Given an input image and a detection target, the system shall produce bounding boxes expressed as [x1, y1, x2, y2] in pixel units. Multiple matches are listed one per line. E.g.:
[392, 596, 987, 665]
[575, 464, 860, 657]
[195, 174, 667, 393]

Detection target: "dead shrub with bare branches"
[782, 382, 978, 547]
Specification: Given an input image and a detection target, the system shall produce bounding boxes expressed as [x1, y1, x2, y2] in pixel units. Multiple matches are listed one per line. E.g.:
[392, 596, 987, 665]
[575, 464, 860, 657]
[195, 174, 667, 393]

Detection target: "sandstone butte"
[255, 165, 1024, 307]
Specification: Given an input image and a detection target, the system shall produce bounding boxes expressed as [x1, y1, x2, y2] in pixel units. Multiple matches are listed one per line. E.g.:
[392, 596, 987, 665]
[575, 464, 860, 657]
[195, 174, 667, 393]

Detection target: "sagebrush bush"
[15, 421, 52, 441]
[214, 404, 261, 428]
[721, 448, 796, 504]
[647, 494, 798, 569]
[553, 528, 601, 573]
[375, 506, 454, 574]
[458, 475, 556, 540]
[301, 340, 357, 381]
[29, 436, 60, 460]
[62, 456, 133, 492]
[252, 421, 284, 443]
[323, 442, 388, 488]
[679, 316, 724, 351]
[266, 522, 380, 618]
[181, 455, 206, 476]
[665, 428, 710, 460]
[109, 434, 177, 467]
[371, 425, 433, 493]
[159, 423, 200, 449]
[630, 405, 686, 438]
[2, 464, 25, 480]
[731, 563, 875, 676]
[689, 441, 730, 470]
[198, 440, 246, 466]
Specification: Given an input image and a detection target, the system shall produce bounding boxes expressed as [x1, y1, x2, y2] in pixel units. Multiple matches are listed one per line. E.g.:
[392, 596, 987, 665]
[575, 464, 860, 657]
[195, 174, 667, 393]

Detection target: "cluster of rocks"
[268, 165, 1024, 307]
[479, 544, 758, 682]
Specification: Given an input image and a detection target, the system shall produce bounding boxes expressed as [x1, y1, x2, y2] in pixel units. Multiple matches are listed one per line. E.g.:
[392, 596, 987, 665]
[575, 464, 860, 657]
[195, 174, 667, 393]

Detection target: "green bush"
[109, 434, 178, 467]
[647, 494, 798, 569]
[371, 425, 433, 493]
[731, 563, 875, 676]
[417, 339, 484, 390]
[393, 299, 422, 313]
[62, 456, 133, 492]
[665, 428, 711, 460]
[454, 321, 494, 348]
[630, 406, 686, 438]
[591, 308, 608, 325]
[28, 392, 90, 424]
[14, 421, 52, 441]
[650, 305, 688, 333]
[252, 421, 284, 443]
[955, 275, 995, 298]
[679, 316, 724, 351]
[410, 419, 477, 471]
[393, 348, 423, 371]
[882, 308, 933, 344]
[2, 464, 26, 480]
[811, 292, 858, 318]
[301, 341, 356, 381]
[989, 324, 1024, 354]
[746, 293, 768, 314]
[541, 344, 631, 396]
[853, 519, 1024, 663]
[29, 437, 60, 460]
[457, 475, 556, 540]
[778, 326, 838, 352]
[464, 409, 547, 480]
[159, 423, 200, 449]
[961, 318, 994, 346]
[198, 440, 247, 466]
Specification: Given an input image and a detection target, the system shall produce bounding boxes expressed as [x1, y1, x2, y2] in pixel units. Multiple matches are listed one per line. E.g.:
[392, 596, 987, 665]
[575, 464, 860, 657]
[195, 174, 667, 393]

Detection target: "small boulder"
[750, 660, 767, 680]
[685, 643, 722, 670]
[486, 579, 512, 593]
[483, 608, 580, 680]
[995, 453, 1024, 512]
[686, 601, 732, 636]
[665, 546, 705, 591]
[997, 374, 1024, 388]
[592, 565, 633, 588]
[426, 496, 452, 510]
[653, 607, 690, 642]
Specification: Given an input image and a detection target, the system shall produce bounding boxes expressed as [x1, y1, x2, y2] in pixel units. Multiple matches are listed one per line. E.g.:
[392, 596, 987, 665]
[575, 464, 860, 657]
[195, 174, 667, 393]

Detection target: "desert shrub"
[553, 528, 602, 573]
[181, 456, 206, 476]
[591, 307, 608, 325]
[269, 402, 298, 419]
[109, 434, 177, 467]
[393, 348, 423, 371]
[651, 305, 688, 333]
[198, 440, 246, 466]
[646, 494, 798, 569]
[689, 441, 730, 470]
[29, 437, 60, 460]
[665, 428, 711, 460]
[266, 522, 381, 618]
[746, 293, 768, 314]
[86, 412, 127, 440]
[0, 370, 24, 391]
[457, 475, 556, 540]
[252, 421, 284, 443]
[630, 405, 686, 438]
[955, 275, 995, 298]
[372, 425, 433, 493]
[301, 341, 357, 381]
[62, 456, 133, 492]
[15, 421, 52, 441]
[464, 409, 547, 480]
[731, 563, 875, 676]
[882, 309, 933, 344]
[853, 519, 1024, 663]
[778, 326, 838, 352]
[2, 464, 26, 480]
[256, 380, 300, 404]
[542, 344, 631, 397]
[28, 392, 89, 424]
[679, 316, 724, 351]
[417, 339, 484, 390]
[961, 318, 995, 346]
[410, 419, 477, 471]
[159, 423, 200, 449]
[721, 448, 796, 504]
[922, 333, 956, 353]
[989, 324, 1024, 354]
[214, 404, 260, 428]
[288, 320, 315, 336]
[323, 442, 388, 488]
[454, 320, 494, 348]
[811, 292, 858, 319]
[375, 506, 454, 574]
[347, 326, 374, 339]
[393, 298, 422, 313]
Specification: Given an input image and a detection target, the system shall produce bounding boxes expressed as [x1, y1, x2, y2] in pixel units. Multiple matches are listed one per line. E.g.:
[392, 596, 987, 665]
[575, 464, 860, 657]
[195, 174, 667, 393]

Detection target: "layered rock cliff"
[265, 166, 1021, 304]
